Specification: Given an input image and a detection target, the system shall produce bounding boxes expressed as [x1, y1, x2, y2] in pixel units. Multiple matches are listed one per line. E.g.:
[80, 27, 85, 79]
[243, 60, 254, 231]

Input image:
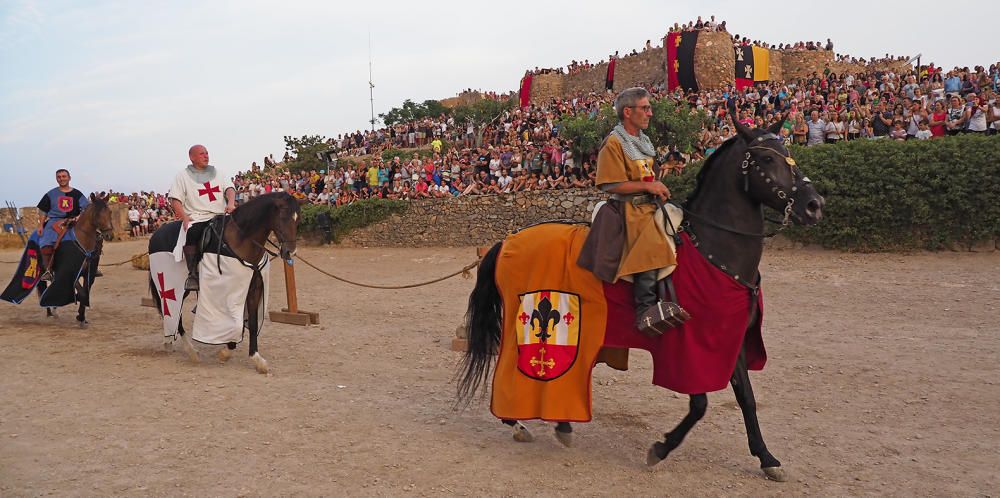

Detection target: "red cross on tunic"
[157, 272, 177, 316]
[197, 182, 221, 201]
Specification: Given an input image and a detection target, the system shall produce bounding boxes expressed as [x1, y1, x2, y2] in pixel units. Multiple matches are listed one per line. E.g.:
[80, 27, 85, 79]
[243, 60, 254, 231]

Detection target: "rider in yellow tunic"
[578, 87, 675, 327]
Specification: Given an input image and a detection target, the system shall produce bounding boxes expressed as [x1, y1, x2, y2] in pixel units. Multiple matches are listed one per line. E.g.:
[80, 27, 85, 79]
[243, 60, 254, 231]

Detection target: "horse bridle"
[682, 133, 810, 239]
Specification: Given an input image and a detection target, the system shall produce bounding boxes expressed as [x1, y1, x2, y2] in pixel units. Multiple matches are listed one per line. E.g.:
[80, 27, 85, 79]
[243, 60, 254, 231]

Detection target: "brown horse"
[457, 117, 825, 481]
[148, 192, 300, 373]
[38, 194, 115, 327]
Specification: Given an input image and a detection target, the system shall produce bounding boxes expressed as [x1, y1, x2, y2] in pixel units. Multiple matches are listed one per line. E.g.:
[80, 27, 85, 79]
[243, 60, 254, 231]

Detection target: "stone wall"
[693, 31, 735, 91]
[524, 33, 911, 101]
[344, 189, 607, 247]
[774, 49, 911, 81]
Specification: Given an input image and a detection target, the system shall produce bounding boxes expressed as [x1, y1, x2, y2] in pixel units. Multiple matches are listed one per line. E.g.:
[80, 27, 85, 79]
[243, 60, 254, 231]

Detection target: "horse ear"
[90, 192, 96, 202]
[766, 114, 785, 136]
[729, 104, 755, 143]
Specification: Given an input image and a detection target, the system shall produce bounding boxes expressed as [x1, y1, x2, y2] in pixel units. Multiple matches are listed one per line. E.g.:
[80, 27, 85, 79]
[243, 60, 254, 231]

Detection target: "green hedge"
[664, 135, 1000, 251]
[299, 199, 409, 242]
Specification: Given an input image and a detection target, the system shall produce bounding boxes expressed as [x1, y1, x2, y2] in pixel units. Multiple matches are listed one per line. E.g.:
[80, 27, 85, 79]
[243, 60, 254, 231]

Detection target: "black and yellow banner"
[666, 31, 699, 92]
[735, 45, 770, 90]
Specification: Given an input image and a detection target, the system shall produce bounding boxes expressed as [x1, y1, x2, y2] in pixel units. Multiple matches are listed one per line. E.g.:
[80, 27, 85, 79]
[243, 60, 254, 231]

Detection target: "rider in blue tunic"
[36, 169, 88, 281]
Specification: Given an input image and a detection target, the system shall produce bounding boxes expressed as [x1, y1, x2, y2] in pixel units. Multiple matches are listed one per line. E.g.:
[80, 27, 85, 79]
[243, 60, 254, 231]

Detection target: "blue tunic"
[37, 188, 88, 247]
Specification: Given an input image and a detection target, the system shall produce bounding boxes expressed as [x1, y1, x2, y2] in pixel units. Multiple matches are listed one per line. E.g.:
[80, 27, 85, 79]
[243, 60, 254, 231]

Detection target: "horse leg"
[554, 421, 573, 447]
[731, 347, 786, 481]
[647, 394, 708, 467]
[179, 320, 199, 363]
[217, 341, 236, 363]
[37, 283, 57, 318]
[501, 419, 534, 443]
[75, 278, 88, 328]
[247, 277, 268, 374]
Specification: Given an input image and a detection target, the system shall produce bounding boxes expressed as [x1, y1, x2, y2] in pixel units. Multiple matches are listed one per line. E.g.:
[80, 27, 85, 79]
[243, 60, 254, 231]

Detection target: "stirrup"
[40, 270, 53, 282]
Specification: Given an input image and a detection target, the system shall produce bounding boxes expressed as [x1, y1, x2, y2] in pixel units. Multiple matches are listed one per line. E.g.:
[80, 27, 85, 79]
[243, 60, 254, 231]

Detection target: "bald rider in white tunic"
[169, 144, 235, 291]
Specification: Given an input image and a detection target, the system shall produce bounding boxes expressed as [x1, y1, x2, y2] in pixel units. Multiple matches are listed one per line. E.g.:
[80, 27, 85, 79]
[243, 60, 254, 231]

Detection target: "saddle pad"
[492, 223, 608, 422]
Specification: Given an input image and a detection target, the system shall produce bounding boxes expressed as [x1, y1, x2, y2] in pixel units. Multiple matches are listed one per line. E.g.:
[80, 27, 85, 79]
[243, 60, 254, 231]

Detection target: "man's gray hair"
[614, 87, 651, 121]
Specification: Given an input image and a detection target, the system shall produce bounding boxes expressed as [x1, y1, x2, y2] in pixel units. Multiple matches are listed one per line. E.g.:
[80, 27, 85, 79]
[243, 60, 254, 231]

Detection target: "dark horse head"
[722, 114, 825, 225]
[231, 192, 301, 262]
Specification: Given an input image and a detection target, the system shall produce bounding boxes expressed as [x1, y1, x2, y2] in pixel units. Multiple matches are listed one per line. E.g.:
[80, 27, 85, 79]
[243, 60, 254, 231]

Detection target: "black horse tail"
[456, 241, 503, 407]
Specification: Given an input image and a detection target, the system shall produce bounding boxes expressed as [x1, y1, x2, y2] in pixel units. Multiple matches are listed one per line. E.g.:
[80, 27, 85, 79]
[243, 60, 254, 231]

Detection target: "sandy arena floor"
[1, 239, 998, 497]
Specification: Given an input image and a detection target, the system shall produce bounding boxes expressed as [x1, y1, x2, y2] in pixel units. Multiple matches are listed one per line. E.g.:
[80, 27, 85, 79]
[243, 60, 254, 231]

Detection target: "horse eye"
[763, 155, 774, 163]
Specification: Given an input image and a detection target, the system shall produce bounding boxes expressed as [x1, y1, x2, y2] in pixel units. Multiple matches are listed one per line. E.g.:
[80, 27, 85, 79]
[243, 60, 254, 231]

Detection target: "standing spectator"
[127, 204, 141, 237]
[964, 94, 988, 134]
[928, 101, 948, 138]
[806, 111, 826, 146]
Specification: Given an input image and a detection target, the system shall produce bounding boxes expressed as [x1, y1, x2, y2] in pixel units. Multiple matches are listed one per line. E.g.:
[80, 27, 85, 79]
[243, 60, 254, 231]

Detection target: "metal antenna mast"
[368, 30, 376, 132]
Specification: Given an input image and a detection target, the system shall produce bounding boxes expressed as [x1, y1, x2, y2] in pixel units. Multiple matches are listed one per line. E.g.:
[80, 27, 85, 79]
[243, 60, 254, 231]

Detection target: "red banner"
[665, 32, 679, 91]
[519, 74, 533, 108]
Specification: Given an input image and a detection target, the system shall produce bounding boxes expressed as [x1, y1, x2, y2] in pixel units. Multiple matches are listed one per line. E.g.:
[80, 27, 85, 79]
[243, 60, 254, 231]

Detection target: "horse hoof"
[217, 347, 233, 363]
[163, 341, 174, 352]
[646, 442, 666, 467]
[252, 352, 269, 374]
[554, 429, 573, 448]
[511, 422, 534, 443]
[763, 466, 787, 482]
[183, 340, 199, 363]
[77, 319, 88, 329]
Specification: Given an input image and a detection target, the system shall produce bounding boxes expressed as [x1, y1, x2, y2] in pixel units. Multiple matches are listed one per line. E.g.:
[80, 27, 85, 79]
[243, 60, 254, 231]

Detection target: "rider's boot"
[632, 269, 660, 328]
[39, 246, 55, 282]
[183, 245, 200, 292]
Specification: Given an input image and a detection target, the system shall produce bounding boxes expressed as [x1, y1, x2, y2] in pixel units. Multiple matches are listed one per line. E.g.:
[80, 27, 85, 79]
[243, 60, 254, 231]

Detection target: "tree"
[451, 97, 516, 128]
[283, 135, 329, 173]
[379, 99, 450, 127]
[557, 98, 711, 159]
[646, 99, 713, 154]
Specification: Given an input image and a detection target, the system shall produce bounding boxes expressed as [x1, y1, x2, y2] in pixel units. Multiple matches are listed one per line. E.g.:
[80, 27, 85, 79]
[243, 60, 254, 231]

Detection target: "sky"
[1, 0, 997, 207]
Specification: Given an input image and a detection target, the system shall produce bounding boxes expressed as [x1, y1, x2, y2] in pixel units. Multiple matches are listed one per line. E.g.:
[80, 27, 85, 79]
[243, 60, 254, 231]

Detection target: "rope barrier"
[295, 253, 480, 290]
[3, 249, 481, 290]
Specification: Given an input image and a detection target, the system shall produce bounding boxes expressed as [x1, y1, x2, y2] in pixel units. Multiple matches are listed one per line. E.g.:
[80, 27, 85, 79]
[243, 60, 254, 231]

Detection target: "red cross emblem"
[197, 182, 221, 201]
[157, 272, 177, 316]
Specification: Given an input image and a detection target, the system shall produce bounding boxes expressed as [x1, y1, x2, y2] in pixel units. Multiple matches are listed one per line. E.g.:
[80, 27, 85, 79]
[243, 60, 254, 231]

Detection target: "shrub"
[299, 198, 409, 242]
[664, 135, 1000, 251]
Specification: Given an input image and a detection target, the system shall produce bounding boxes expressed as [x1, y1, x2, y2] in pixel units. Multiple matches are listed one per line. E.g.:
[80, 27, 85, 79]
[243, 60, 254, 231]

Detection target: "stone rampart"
[344, 189, 607, 247]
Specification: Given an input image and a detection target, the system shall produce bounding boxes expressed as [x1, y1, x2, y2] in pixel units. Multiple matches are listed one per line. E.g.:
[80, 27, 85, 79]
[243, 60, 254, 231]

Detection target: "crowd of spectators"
[228, 21, 999, 209]
[102, 190, 175, 236]
[232, 91, 657, 205]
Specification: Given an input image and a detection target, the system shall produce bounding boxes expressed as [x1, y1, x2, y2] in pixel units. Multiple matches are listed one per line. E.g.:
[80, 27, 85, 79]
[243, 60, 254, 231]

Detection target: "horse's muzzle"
[99, 231, 114, 241]
[800, 194, 825, 225]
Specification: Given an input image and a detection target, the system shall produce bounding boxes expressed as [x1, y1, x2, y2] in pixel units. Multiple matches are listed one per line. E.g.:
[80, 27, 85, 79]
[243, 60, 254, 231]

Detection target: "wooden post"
[451, 246, 491, 351]
[269, 259, 319, 326]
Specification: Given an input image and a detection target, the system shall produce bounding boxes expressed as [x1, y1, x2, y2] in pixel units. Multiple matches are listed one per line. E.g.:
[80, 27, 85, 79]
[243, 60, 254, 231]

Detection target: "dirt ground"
[1, 239, 998, 497]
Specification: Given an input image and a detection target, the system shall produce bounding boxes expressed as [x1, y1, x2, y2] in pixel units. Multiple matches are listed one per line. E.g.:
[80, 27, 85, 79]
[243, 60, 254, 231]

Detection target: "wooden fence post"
[269, 259, 319, 326]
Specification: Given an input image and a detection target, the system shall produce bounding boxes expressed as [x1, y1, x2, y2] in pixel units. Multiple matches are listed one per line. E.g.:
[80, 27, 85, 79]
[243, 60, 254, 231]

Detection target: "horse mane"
[683, 136, 743, 209]
[231, 192, 294, 232]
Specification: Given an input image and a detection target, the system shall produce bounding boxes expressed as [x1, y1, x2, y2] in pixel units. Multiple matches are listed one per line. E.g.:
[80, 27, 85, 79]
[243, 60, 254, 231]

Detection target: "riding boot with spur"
[632, 269, 660, 328]
[183, 245, 200, 292]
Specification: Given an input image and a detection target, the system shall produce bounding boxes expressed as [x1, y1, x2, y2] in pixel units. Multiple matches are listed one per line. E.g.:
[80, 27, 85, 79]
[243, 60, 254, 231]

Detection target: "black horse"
[148, 192, 300, 373]
[457, 116, 825, 481]
[34, 194, 114, 327]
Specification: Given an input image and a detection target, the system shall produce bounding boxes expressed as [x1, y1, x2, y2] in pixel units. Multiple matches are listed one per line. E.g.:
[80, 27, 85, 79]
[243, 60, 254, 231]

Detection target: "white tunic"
[168, 165, 234, 223]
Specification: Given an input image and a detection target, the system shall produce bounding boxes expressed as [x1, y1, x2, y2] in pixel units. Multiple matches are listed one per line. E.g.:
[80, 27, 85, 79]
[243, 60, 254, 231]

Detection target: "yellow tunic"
[595, 134, 675, 281]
